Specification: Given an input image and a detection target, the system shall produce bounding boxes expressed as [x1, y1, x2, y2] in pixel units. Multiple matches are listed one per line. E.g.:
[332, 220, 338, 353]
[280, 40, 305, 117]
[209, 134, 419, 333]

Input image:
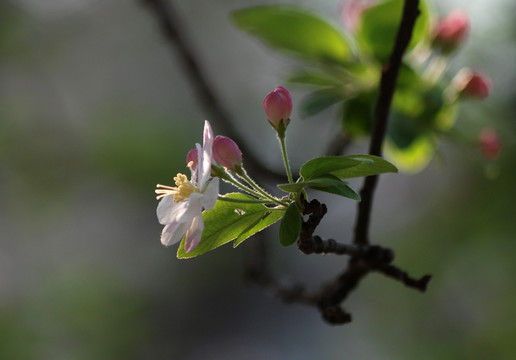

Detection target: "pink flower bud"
[212, 135, 242, 171]
[263, 86, 292, 130]
[186, 148, 198, 171]
[452, 68, 492, 100]
[432, 10, 469, 52]
[478, 128, 501, 160]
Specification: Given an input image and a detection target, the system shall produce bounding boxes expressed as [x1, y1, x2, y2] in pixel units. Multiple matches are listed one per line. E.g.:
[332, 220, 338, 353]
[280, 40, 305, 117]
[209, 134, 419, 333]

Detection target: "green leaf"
[288, 71, 343, 87]
[278, 175, 360, 201]
[232, 6, 353, 65]
[307, 175, 360, 200]
[299, 155, 397, 180]
[301, 88, 347, 116]
[177, 193, 285, 258]
[300, 156, 362, 179]
[341, 91, 376, 136]
[234, 211, 284, 247]
[279, 203, 302, 247]
[356, 0, 430, 63]
[384, 135, 435, 173]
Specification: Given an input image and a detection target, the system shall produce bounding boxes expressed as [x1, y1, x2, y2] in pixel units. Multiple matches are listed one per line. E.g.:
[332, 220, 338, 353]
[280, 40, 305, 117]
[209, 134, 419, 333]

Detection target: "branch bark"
[353, 0, 421, 246]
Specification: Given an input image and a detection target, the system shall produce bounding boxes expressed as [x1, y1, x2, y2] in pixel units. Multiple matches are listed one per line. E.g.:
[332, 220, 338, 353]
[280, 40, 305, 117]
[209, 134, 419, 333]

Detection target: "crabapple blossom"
[155, 121, 219, 253]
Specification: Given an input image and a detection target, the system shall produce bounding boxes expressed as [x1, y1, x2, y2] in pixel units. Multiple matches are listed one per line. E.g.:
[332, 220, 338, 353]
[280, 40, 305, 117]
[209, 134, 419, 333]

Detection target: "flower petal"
[161, 220, 190, 246]
[190, 143, 202, 185]
[200, 177, 219, 210]
[184, 213, 204, 253]
[203, 120, 214, 158]
[199, 121, 214, 189]
[157, 195, 188, 225]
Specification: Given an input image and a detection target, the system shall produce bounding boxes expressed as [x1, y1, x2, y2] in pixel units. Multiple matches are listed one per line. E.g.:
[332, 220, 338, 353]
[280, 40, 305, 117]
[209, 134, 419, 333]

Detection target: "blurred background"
[1, 0, 515, 359]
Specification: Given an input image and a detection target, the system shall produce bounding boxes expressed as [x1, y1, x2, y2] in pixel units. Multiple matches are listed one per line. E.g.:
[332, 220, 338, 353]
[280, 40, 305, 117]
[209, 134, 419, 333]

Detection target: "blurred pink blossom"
[340, 0, 375, 32]
[452, 68, 492, 100]
[432, 10, 469, 52]
[478, 127, 501, 160]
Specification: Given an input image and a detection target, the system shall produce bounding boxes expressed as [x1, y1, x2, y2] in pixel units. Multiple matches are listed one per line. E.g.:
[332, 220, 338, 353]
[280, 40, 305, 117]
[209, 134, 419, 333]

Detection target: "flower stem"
[221, 172, 265, 199]
[217, 196, 279, 205]
[236, 167, 289, 206]
[278, 134, 294, 184]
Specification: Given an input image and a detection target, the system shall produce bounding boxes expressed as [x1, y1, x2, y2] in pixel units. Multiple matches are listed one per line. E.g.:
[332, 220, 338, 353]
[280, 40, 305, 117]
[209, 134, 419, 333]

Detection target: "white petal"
[200, 177, 219, 210]
[198, 121, 214, 189]
[157, 195, 189, 225]
[203, 120, 214, 158]
[184, 214, 204, 253]
[161, 220, 190, 246]
[160, 196, 202, 246]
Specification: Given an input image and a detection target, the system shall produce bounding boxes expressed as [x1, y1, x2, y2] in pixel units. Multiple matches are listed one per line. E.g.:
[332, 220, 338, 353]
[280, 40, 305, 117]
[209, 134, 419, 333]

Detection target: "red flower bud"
[452, 68, 492, 100]
[263, 86, 292, 130]
[432, 10, 469, 53]
[478, 127, 501, 160]
[212, 135, 242, 171]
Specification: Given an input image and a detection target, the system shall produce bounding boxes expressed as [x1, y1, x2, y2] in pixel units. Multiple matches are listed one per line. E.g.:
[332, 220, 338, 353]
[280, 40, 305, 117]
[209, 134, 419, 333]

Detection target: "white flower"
[155, 121, 219, 253]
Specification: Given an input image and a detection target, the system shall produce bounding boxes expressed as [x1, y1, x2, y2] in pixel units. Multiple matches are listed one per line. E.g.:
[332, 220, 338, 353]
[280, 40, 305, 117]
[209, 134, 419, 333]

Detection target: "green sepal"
[279, 202, 302, 247]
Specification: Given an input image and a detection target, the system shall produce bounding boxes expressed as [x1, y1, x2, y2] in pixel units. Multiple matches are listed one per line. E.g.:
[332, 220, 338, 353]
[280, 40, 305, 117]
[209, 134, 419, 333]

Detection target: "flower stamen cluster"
[155, 173, 197, 202]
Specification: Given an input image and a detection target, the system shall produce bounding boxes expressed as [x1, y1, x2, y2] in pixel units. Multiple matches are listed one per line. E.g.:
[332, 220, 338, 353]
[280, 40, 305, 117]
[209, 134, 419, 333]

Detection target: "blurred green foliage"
[233, 0, 490, 172]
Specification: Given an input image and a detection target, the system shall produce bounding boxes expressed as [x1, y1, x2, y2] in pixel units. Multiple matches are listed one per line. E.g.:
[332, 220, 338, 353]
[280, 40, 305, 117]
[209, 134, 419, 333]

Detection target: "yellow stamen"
[155, 173, 198, 202]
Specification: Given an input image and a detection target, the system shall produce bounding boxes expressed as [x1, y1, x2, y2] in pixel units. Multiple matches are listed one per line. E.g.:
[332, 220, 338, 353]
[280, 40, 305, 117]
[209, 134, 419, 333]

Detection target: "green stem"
[217, 196, 279, 205]
[222, 172, 265, 199]
[278, 134, 294, 184]
[237, 167, 289, 206]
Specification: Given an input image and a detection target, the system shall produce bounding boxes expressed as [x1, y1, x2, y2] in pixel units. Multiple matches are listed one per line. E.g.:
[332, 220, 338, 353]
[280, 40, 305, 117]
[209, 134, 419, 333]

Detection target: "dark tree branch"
[291, 199, 430, 323]
[353, 0, 421, 246]
[142, 0, 285, 180]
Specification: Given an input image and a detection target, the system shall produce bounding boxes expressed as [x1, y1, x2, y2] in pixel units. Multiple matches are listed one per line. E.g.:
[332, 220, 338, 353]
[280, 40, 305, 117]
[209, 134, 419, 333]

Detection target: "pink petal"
[161, 220, 190, 246]
[199, 121, 214, 189]
[184, 214, 204, 253]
